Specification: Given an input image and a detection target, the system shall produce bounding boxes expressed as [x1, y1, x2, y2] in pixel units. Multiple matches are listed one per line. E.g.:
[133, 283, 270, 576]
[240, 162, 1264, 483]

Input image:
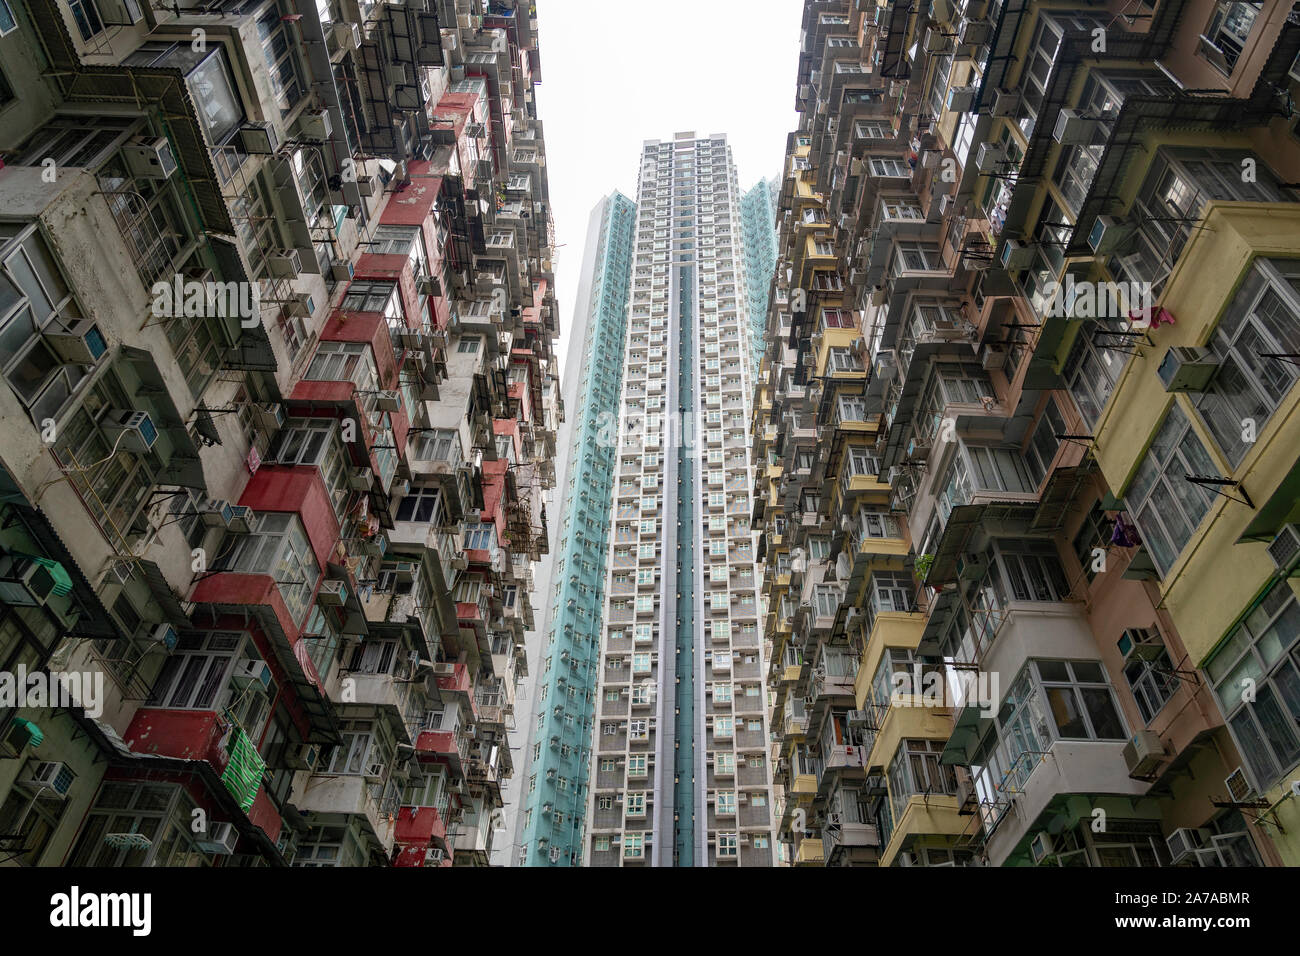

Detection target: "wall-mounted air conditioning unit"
[999, 239, 1037, 271]
[197, 821, 239, 855]
[227, 506, 256, 534]
[1118, 627, 1165, 662]
[102, 409, 159, 454]
[239, 122, 281, 155]
[317, 579, 348, 606]
[0, 555, 58, 607]
[1267, 524, 1300, 576]
[946, 86, 978, 113]
[122, 138, 177, 180]
[991, 88, 1022, 116]
[268, 249, 302, 279]
[1087, 215, 1138, 254]
[150, 623, 179, 652]
[1156, 347, 1218, 392]
[1165, 827, 1210, 864]
[296, 108, 332, 141]
[1123, 729, 1165, 776]
[231, 660, 273, 693]
[45, 319, 108, 365]
[20, 761, 76, 800]
[1052, 108, 1102, 145]
[1029, 831, 1054, 863]
[975, 141, 1005, 172]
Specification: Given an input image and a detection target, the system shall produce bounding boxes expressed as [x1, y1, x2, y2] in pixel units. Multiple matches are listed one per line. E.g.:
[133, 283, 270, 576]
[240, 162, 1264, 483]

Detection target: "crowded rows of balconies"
[756, 0, 1300, 867]
[0, 0, 557, 868]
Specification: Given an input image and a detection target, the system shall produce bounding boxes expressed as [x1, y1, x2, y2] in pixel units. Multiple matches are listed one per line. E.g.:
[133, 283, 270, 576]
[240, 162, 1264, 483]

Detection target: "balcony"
[294, 772, 397, 855]
[794, 835, 826, 865]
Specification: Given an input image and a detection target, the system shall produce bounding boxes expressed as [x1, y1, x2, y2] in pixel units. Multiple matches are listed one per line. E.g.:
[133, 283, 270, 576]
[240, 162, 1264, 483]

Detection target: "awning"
[136, 558, 192, 628]
[1237, 453, 1300, 543]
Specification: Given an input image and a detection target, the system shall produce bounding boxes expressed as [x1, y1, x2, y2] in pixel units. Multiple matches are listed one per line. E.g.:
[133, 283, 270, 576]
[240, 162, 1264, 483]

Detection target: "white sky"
[533, 0, 804, 370]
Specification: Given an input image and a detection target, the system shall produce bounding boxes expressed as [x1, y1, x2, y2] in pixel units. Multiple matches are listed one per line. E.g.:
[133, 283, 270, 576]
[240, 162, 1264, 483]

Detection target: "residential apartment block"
[0, 0, 558, 868]
[583, 133, 777, 866]
[741, 176, 781, 375]
[756, 0, 1300, 868]
[515, 191, 636, 866]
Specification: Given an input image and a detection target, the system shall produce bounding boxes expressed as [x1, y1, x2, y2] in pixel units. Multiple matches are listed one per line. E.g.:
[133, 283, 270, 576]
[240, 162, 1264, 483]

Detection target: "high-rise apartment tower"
[583, 132, 776, 867]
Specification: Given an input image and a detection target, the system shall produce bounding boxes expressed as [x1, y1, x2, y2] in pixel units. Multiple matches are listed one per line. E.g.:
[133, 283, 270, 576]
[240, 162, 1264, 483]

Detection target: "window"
[1193, 258, 1300, 467]
[67, 0, 106, 41]
[341, 280, 398, 314]
[217, 512, 321, 624]
[828, 348, 864, 373]
[463, 522, 496, 551]
[1124, 405, 1218, 577]
[395, 486, 444, 525]
[1023, 400, 1065, 487]
[0, 0, 16, 36]
[68, 782, 205, 867]
[147, 631, 275, 731]
[1205, 581, 1300, 790]
[1071, 502, 1114, 583]
[1201, 1, 1260, 74]
[0, 225, 97, 424]
[1125, 649, 1179, 724]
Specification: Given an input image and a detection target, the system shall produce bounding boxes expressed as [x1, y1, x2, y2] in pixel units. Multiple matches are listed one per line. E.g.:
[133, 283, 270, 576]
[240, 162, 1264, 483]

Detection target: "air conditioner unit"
[330, 259, 355, 282]
[252, 402, 286, 436]
[1029, 830, 1054, 864]
[122, 137, 177, 180]
[1117, 627, 1165, 662]
[45, 319, 109, 364]
[1267, 524, 1300, 575]
[102, 409, 159, 454]
[1052, 108, 1101, 145]
[931, 0, 955, 23]
[980, 344, 1007, 370]
[287, 743, 323, 771]
[975, 141, 1005, 172]
[21, 761, 76, 799]
[0, 555, 58, 607]
[239, 122, 281, 155]
[417, 275, 442, 297]
[268, 249, 302, 279]
[200, 499, 234, 528]
[1087, 215, 1138, 255]
[231, 659, 274, 693]
[296, 108, 332, 141]
[348, 467, 370, 490]
[376, 390, 403, 412]
[991, 88, 1022, 116]
[1123, 729, 1165, 776]
[1156, 347, 1218, 392]
[1224, 766, 1254, 803]
[938, 194, 956, 217]
[197, 821, 239, 855]
[391, 479, 410, 497]
[907, 436, 932, 459]
[956, 553, 987, 582]
[946, 86, 978, 113]
[924, 27, 952, 54]
[227, 505, 256, 534]
[286, 293, 315, 317]
[425, 847, 445, 864]
[317, 579, 348, 606]
[999, 239, 1037, 271]
[399, 330, 426, 350]
[149, 623, 179, 652]
[358, 176, 376, 197]
[1165, 827, 1210, 864]
[333, 20, 360, 51]
[956, 18, 990, 46]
